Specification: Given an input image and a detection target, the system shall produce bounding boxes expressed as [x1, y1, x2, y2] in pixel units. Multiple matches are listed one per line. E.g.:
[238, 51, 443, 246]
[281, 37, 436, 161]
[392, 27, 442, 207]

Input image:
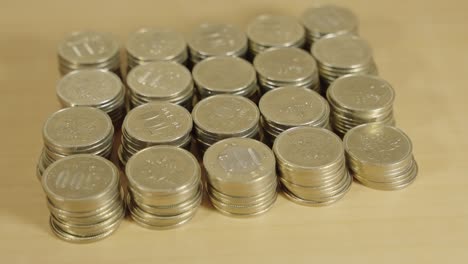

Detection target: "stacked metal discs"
[192, 56, 259, 101]
[327, 74, 395, 137]
[188, 23, 248, 65]
[42, 155, 125, 243]
[58, 31, 120, 76]
[301, 5, 359, 47]
[37, 107, 114, 179]
[204, 138, 277, 216]
[311, 34, 377, 88]
[246, 14, 305, 56]
[259, 86, 330, 145]
[274, 127, 352, 206]
[254, 47, 320, 94]
[126, 61, 194, 110]
[126, 28, 188, 69]
[56, 70, 126, 124]
[191, 95, 260, 152]
[118, 102, 192, 166]
[344, 124, 418, 190]
[126, 146, 202, 229]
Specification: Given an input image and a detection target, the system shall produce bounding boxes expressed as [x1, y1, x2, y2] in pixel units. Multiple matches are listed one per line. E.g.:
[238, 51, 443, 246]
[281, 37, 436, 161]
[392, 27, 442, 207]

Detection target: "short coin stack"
[273, 127, 352, 206]
[204, 138, 277, 217]
[126, 146, 202, 229]
[344, 124, 418, 190]
[37, 107, 114, 179]
[327, 74, 395, 137]
[118, 102, 192, 166]
[42, 155, 125, 243]
[254, 47, 320, 94]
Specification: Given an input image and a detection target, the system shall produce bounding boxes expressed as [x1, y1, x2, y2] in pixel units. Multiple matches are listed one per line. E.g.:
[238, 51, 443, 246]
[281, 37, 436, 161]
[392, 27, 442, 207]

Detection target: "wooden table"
[1, 0, 467, 263]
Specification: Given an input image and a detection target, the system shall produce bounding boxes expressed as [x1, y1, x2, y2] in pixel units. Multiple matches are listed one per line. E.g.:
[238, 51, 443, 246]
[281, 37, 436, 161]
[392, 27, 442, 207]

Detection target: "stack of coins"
[246, 14, 305, 56]
[42, 155, 125, 243]
[126, 28, 188, 69]
[311, 34, 377, 88]
[126, 146, 202, 229]
[192, 56, 259, 101]
[58, 31, 120, 76]
[118, 102, 192, 166]
[254, 47, 320, 94]
[343, 124, 418, 190]
[191, 95, 260, 152]
[327, 75, 395, 137]
[188, 23, 248, 65]
[56, 70, 126, 124]
[37, 107, 114, 179]
[204, 138, 277, 217]
[273, 127, 352, 206]
[126, 61, 194, 110]
[301, 5, 359, 47]
[259, 86, 330, 145]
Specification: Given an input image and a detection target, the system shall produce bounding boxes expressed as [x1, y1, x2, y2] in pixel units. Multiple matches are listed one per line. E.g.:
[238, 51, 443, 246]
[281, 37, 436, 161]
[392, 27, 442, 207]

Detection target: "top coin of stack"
[58, 31, 120, 76]
[126, 28, 188, 69]
[246, 14, 305, 56]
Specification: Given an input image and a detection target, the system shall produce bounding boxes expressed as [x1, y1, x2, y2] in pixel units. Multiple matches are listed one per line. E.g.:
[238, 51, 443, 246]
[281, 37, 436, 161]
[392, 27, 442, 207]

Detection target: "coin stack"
[301, 5, 359, 48]
[58, 31, 120, 76]
[41, 155, 125, 243]
[246, 14, 305, 57]
[191, 95, 260, 152]
[311, 34, 378, 88]
[343, 124, 418, 190]
[259, 86, 330, 145]
[273, 127, 352, 206]
[118, 102, 192, 166]
[126, 61, 194, 110]
[126, 28, 188, 70]
[56, 70, 126, 124]
[327, 74, 395, 137]
[192, 56, 259, 101]
[253, 47, 320, 94]
[126, 146, 202, 229]
[204, 138, 277, 217]
[188, 23, 248, 65]
[37, 107, 114, 179]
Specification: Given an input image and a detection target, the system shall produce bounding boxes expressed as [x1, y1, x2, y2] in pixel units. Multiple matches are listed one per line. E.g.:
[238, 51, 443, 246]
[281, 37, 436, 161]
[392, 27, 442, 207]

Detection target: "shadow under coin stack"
[259, 86, 330, 146]
[58, 31, 120, 76]
[56, 70, 126, 125]
[273, 127, 352, 206]
[37, 107, 114, 179]
[126, 146, 202, 229]
[191, 95, 260, 153]
[41, 155, 125, 243]
[204, 138, 277, 217]
[254, 47, 320, 94]
[344, 124, 418, 190]
[118, 102, 192, 166]
[327, 74, 395, 137]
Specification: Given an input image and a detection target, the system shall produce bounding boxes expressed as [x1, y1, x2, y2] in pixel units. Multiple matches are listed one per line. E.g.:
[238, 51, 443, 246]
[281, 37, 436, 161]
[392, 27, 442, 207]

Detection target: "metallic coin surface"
[301, 5, 358, 37]
[247, 14, 305, 47]
[188, 23, 247, 57]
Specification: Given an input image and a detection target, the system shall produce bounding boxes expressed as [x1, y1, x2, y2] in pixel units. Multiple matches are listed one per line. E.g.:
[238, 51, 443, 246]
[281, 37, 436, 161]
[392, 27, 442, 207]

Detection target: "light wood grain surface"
[1, 0, 467, 263]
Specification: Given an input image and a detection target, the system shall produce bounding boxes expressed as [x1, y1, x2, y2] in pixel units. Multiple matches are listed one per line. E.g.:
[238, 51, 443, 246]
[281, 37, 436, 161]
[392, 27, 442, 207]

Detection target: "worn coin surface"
[247, 14, 305, 48]
[301, 5, 358, 39]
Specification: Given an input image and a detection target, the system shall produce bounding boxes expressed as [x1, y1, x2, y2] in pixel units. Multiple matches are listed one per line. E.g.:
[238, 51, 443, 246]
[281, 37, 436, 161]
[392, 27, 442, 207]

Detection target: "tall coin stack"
[191, 95, 260, 152]
[204, 138, 277, 217]
[327, 74, 395, 137]
[344, 124, 418, 190]
[118, 102, 192, 166]
[56, 70, 126, 125]
[273, 127, 352, 206]
[58, 31, 120, 76]
[126, 146, 202, 229]
[254, 47, 320, 94]
[42, 155, 125, 243]
[37, 107, 114, 179]
[259, 86, 330, 145]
